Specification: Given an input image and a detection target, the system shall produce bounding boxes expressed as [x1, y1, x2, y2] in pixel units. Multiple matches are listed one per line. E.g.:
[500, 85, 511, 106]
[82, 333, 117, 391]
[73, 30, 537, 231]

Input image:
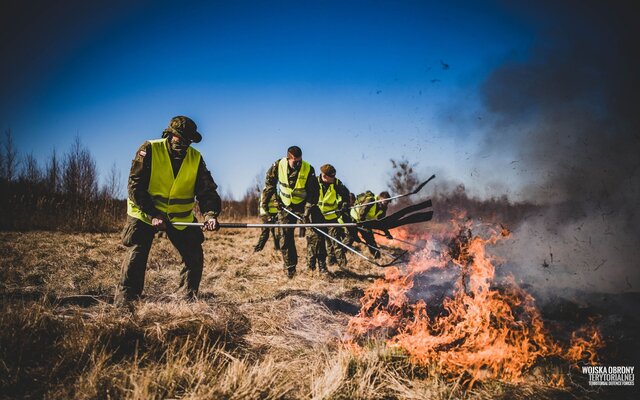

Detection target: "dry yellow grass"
[0, 226, 603, 399]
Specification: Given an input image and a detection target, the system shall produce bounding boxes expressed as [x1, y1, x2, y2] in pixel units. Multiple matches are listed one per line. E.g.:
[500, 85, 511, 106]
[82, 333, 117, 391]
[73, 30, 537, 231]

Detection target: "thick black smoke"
[479, 1, 640, 292]
[482, 0, 640, 219]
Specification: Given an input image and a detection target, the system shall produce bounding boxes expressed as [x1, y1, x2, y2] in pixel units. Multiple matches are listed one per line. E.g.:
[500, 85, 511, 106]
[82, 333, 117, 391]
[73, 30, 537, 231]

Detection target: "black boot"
[318, 261, 329, 274]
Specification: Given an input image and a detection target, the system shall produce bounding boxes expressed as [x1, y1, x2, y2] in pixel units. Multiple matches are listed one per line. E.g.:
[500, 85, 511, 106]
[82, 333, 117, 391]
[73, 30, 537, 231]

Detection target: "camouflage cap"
[320, 163, 336, 177]
[166, 116, 202, 143]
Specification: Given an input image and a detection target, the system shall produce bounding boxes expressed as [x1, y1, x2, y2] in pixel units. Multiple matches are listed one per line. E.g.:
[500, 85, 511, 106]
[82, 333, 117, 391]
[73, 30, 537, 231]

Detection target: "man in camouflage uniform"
[261, 146, 319, 278]
[253, 190, 280, 252]
[115, 116, 222, 306]
[349, 191, 392, 259]
[310, 164, 351, 273]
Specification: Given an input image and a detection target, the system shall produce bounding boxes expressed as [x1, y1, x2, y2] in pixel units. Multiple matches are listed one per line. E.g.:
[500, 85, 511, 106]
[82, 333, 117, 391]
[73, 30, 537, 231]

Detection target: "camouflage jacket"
[318, 176, 351, 211]
[128, 140, 222, 219]
[355, 191, 387, 221]
[261, 159, 319, 213]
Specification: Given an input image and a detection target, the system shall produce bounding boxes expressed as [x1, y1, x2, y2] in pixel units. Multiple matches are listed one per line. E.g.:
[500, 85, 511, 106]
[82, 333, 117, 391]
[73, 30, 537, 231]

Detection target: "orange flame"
[346, 215, 603, 386]
[566, 323, 604, 366]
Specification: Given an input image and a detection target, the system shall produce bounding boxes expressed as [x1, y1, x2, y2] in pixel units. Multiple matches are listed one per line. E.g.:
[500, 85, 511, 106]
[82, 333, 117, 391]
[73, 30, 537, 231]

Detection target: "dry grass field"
[0, 223, 634, 399]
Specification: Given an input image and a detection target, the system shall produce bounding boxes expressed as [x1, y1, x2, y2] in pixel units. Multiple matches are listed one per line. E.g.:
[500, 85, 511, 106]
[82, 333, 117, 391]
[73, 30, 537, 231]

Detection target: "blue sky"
[4, 0, 638, 292]
[1, 0, 537, 198]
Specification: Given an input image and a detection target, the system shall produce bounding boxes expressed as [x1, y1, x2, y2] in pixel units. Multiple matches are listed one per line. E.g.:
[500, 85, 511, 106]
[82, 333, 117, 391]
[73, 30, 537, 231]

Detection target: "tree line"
[0, 129, 262, 231]
[1, 127, 533, 232]
[0, 130, 126, 231]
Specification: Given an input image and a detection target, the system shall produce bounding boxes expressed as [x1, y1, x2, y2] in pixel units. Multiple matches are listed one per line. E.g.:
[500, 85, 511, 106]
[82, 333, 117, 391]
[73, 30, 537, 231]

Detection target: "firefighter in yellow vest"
[349, 191, 392, 259]
[312, 164, 351, 272]
[261, 146, 319, 278]
[115, 116, 222, 306]
[253, 191, 280, 252]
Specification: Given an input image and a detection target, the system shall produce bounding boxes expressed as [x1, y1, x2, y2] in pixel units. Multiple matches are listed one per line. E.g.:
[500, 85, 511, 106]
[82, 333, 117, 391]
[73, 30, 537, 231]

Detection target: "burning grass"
[346, 217, 611, 392]
[0, 219, 635, 399]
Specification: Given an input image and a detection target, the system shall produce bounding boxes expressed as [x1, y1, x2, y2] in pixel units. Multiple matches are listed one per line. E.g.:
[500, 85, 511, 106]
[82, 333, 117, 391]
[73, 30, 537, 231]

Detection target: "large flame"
[346, 215, 602, 386]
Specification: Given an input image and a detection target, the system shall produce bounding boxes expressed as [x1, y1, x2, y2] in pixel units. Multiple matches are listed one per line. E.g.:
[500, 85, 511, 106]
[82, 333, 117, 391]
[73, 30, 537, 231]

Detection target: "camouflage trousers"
[310, 224, 347, 269]
[357, 228, 380, 258]
[254, 214, 279, 251]
[339, 213, 358, 247]
[115, 217, 205, 303]
[275, 209, 303, 272]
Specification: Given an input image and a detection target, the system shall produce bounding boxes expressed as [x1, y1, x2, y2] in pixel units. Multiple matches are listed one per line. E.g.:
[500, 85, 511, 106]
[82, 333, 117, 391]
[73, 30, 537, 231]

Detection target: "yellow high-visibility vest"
[350, 192, 383, 222]
[277, 157, 310, 206]
[259, 191, 279, 216]
[318, 178, 342, 220]
[367, 201, 384, 220]
[127, 138, 200, 230]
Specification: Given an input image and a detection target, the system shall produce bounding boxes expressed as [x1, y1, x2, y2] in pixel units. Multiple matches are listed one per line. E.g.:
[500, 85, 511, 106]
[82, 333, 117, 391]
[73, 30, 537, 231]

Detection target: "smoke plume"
[478, 0, 640, 293]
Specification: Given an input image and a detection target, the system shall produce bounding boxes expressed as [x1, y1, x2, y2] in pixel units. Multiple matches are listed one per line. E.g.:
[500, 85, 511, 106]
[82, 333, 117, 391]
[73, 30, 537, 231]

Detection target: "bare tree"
[20, 152, 42, 183]
[46, 149, 61, 193]
[239, 172, 263, 216]
[78, 146, 98, 199]
[388, 157, 419, 196]
[63, 140, 80, 196]
[63, 136, 98, 199]
[101, 161, 122, 199]
[1, 129, 19, 181]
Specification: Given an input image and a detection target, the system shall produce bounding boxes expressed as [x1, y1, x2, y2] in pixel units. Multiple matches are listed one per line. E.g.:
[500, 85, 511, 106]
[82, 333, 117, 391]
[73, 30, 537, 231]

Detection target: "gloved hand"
[151, 215, 168, 230]
[202, 217, 220, 231]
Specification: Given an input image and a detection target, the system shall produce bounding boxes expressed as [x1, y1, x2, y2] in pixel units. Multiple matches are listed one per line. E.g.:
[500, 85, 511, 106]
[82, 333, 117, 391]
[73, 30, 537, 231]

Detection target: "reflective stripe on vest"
[318, 178, 342, 220]
[127, 138, 200, 230]
[259, 191, 279, 216]
[277, 157, 310, 206]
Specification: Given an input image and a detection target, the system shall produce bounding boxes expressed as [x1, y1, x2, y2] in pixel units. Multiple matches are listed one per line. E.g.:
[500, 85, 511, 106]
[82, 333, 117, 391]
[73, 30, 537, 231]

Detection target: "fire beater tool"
[280, 208, 403, 267]
[323, 174, 436, 217]
[173, 201, 433, 267]
[173, 200, 433, 231]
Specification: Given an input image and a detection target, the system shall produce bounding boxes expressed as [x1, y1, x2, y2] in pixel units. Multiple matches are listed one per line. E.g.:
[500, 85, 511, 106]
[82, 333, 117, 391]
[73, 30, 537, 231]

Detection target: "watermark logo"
[582, 366, 634, 386]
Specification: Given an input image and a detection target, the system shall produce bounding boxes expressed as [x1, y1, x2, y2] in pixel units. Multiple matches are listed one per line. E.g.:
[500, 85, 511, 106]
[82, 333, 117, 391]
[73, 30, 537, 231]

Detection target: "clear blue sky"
[2, 0, 538, 198]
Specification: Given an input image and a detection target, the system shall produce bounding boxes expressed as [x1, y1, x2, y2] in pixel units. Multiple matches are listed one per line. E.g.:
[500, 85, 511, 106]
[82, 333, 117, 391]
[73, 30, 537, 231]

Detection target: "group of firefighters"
[115, 116, 392, 306]
[256, 145, 392, 278]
